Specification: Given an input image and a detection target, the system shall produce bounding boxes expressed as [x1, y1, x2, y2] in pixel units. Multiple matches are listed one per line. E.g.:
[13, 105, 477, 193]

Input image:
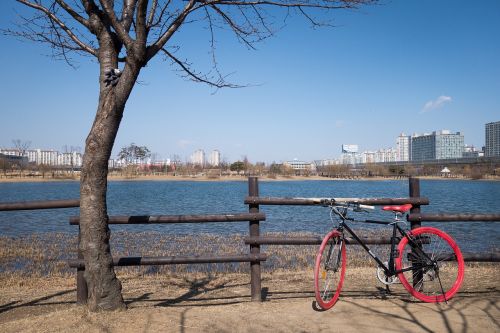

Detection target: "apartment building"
[485, 121, 500, 157]
[411, 130, 464, 161]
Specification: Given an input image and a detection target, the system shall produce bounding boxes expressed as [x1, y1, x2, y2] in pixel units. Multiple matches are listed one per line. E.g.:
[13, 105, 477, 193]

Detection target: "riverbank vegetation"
[1, 158, 499, 182]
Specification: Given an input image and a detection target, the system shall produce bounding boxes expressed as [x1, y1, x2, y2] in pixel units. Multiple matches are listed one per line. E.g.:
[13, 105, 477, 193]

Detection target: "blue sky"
[1, 1, 499, 163]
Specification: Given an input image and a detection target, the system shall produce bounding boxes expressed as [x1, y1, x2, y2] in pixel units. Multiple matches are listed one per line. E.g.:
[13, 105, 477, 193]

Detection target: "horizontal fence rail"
[408, 213, 500, 222]
[70, 213, 266, 225]
[244, 235, 395, 245]
[244, 196, 430, 206]
[457, 252, 500, 262]
[0, 199, 80, 211]
[68, 254, 267, 268]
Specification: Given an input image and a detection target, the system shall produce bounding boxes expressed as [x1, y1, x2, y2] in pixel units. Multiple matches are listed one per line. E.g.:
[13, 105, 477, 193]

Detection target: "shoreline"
[0, 174, 499, 183]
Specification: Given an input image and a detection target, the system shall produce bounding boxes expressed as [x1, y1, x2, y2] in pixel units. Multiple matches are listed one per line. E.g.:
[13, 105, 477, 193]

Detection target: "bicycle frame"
[332, 206, 436, 278]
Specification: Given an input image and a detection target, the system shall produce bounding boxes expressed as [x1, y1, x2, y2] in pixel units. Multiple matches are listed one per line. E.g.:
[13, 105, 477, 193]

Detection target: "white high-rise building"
[361, 151, 376, 164]
[57, 152, 83, 167]
[375, 148, 397, 163]
[25, 149, 59, 165]
[208, 150, 221, 167]
[190, 149, 205, 166]
[396, 133, 411, 161]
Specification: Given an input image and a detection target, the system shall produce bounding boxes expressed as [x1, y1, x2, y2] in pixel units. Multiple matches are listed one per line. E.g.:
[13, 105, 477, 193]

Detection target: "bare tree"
[8, 0, 376, 311]
[12, 139, 31, 175]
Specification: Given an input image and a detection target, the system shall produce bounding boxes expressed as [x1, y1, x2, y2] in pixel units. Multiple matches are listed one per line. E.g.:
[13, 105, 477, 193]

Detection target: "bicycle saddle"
[382, 203, 412, 213]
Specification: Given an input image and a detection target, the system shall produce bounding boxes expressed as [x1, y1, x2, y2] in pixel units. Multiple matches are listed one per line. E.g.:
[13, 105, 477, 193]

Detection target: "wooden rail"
[0, 199, 79, 211]
[244, 196, 430, 206]
[244, 235, 394, 245]
[408, 213, 500, 222]
[69, 213, 265, 225]
[68, 254, 267, 268]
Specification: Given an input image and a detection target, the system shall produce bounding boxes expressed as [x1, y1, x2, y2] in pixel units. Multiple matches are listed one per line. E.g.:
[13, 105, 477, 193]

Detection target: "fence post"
[409, 177, 421, 230]
[76, 226, 88, 304]
[408, 177, 423, 290]
[248, 176, 262, 301]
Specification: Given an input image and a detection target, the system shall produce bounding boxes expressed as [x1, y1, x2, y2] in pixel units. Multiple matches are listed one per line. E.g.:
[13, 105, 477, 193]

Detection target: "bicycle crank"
[376, 263, 399, 285]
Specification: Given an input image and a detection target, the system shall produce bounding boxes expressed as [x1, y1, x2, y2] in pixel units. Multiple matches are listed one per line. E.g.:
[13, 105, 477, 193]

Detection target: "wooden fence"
[1, 176, 499, 305]
[243, 177, 500, 262]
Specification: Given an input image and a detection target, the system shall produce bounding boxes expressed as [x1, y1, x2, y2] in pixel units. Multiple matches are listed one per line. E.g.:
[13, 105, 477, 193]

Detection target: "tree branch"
[98, 0, 134, 47]
[55, 0, 91, 29]
[135, 0, 149, 43]
[121, 0, 138, 33]
[198, 0, 367, 10]
[146, 0, 159, 28]
[145, 0, 197, 63]
[15, 0, 97, 57]
[161, 48, 241, 88]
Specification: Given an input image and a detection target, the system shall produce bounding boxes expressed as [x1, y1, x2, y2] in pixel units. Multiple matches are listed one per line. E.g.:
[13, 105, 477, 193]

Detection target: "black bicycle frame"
[337, 217, 434, 277]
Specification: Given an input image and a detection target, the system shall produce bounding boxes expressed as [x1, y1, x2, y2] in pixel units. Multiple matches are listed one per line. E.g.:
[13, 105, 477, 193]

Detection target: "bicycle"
[313, 199, 465, 310]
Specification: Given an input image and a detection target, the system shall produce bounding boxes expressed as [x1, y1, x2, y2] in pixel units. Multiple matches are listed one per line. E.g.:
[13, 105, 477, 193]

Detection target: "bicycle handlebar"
[305, 198, 376, 210]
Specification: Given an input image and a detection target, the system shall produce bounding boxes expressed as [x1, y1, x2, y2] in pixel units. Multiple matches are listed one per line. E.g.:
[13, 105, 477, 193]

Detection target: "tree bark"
[79, 33, 142, 310]
[80, 92, 125, 311]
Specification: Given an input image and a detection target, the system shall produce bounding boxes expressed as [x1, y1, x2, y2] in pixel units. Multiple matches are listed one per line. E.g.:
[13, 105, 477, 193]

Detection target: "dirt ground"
[0, 265, 498, 333]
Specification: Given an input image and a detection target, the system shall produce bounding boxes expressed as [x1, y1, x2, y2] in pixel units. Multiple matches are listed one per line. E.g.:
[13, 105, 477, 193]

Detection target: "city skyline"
[1, 123, 494, 166]
[1, 1, 499, 163]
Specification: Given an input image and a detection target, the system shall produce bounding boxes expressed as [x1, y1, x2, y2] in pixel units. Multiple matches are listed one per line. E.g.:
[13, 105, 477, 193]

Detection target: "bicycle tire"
[314, 230, 346, 310]
[396, 227, 464, 303]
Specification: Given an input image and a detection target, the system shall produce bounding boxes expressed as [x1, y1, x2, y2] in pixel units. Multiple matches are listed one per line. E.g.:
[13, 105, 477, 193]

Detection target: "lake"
[0, 179, 499, 252]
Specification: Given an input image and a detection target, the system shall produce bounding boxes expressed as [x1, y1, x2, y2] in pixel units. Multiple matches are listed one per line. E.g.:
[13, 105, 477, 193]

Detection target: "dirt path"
[0, 267, 498, 333]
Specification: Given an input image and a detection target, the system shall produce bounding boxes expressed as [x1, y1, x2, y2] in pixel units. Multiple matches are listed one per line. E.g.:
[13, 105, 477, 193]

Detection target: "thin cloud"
[177, 139, 193, 148]
[335, 120, 345, 128]
[421, 95, 452, 113]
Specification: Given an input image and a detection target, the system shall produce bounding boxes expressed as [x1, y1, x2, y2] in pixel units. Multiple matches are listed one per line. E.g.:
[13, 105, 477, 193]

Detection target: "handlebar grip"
[358, 204, 375, 210]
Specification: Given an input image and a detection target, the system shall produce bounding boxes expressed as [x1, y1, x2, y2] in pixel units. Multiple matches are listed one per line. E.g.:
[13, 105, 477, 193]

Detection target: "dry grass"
[0, 231, 395, 282]
[2, 231, 498, 293]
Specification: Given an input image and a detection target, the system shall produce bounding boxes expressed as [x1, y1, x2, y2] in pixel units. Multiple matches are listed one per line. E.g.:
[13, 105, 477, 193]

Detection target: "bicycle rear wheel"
[396, 227, 464, 303]
[314, 230, 346, 310]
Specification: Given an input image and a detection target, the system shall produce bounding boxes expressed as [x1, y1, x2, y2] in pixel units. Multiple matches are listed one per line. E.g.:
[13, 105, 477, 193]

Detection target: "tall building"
[57, 152, 83, 167]
[396, 133, 411, 161]
[341, 144, 360, 165]
[22, 149, 59, 165]
[361, 151, 376, 164]
[374, 148, 397, 163]
[208, 150, 221, 167]
[190, 149, 205, 166]
[485, 121, 500, 157]
[411, 130, 464, 161]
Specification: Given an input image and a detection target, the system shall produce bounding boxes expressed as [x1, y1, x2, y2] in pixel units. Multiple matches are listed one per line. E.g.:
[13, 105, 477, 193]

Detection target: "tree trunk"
[79, 36, 142, 310]
[80, 87, 126, 310]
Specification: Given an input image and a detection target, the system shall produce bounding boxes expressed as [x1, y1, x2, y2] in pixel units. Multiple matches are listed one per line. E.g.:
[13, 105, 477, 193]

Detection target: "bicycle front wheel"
[396, 227, 464, 303]
[314, 230, 346, 310]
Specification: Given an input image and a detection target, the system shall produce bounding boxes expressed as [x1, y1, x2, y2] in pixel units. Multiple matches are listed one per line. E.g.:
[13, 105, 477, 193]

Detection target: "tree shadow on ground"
[339, 290, 500, 333]
[124, 275, 252, 308]
[0, 289, 76, 314]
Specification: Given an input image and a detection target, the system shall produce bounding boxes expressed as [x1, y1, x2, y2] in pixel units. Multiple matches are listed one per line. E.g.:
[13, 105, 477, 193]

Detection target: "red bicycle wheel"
[396, 227, 464, 303]
[314, 230, 346, 310]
